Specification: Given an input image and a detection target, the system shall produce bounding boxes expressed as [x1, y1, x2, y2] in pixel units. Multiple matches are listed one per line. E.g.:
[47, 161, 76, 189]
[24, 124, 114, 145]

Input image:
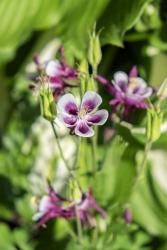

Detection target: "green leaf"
[0, 0, 61, 63]
[93, 137, 136, 206]
[100, 0, 151, 46]
[131, 158, 167, 237]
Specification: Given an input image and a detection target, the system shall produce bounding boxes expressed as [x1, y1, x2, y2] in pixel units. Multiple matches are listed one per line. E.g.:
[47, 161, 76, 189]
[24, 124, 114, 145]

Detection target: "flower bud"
[69, 180, 82, 202]
[88, 26, 102, 70]
[39, 88, 56, 121]
[146, 108, 163, 142]
[157, 77, 167, 100]
[123, 208, 132, 224]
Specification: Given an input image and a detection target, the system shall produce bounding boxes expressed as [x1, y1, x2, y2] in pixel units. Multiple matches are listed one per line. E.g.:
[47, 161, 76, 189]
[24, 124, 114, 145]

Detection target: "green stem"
[73, 137, 81, 169]
[124, 140, 152, 210]
[75, 203, 83, 246]
[70, 180, 83, 247]
[73, 137, 82, 192]
[132, 140, 152, 192]
[91, 129, 98, 174]
[51, 122, 71, 171]
[93, 68, 97, 78]
[51, 123, 83, 245]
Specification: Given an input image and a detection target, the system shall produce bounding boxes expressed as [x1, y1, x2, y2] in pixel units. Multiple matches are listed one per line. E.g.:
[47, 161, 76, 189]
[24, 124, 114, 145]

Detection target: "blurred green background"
[0, 0, 167, 249]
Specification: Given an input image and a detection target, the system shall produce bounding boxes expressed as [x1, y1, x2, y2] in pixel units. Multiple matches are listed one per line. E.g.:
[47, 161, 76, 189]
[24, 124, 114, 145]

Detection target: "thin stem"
[91, 129, 98, 174]
[72, 137, 82, 192]
[51, 124, 83, 245]
[75, 204, 83, 246]
[132, 140, 152, 192]
[51, 122, 71, 172]
[73, 137, 81, 170]
[92, 66, 97, 78]
[79, 80, 83, 99]
[70, 181, 83, 246]
[123, 140, 152, 212]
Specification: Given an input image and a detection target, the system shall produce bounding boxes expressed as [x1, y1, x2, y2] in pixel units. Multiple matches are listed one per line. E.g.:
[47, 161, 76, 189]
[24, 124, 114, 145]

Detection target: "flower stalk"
[50, 121, 72, 173]
[133, 139, 152, 189]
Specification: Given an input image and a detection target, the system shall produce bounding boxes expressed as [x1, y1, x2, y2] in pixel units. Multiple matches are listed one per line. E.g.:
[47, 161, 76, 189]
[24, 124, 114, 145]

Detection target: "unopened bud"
[157, 77, 167, 100]
[146, 108, 163, 142]
[123, 208, 132, 224]
[88, 26, 102, 70]
[40, 88, 56, 121]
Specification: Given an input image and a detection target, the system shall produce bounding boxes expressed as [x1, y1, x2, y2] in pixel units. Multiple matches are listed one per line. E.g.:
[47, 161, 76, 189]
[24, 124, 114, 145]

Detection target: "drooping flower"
[33, 186, 70, 227]
[57, 91, 109, 137]
[67, 188, 105, 227]
[45, 59, 78, 98]
[34, 186, 105, 228]
[110, 66, 153, 109]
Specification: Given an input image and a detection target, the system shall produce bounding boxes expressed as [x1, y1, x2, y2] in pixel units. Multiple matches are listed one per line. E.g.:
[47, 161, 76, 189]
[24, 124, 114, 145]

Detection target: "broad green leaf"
[100, 0, 151, 46]
[93, 136, 136, 206]
[131, 157, 167, 237]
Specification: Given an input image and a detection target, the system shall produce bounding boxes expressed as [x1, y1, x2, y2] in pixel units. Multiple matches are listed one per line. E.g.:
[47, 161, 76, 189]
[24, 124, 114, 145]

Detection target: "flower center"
[128, 78, 138, 90]
[78, 108, 88, 118]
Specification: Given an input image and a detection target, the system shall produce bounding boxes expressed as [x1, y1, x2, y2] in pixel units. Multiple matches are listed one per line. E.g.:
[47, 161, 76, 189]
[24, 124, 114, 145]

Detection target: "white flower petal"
[46, 60, 61, 77]
[39, 196, 51, 213]
[75, 120, 94, 137]
[86, 109, 108, 125]
[57, 93, 78, 115]
[58, 113, 77, 127]
[81, 91, 102, 112]
[113, 71, 128, 85]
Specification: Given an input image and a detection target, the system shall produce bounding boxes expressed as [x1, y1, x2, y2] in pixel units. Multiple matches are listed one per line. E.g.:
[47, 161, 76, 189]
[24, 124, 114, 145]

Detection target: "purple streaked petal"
[57, 93, 78, 115]
[48, 185, 69, 202]
[96, 75, 109, 86]
[37, 207, 64, 227]
[127, 86, 152, 100]
[110, 98, 120, 106]
[61, 65, 77, 78]
[46, 60, 61, 77]
[49, 76, 63, 84]
[81, 91, 102, 112]
[134, 77, 147, 88]
[113, 72, 128, 94]
[75, 120, 94, 137]
[140, 87, 153, 98]
[125, 97, 148, 109]
[129, 66, 138, 78]
[86, 110, 108, 125]
[80, 189, 105, 218]
[58, 114, 77, 127]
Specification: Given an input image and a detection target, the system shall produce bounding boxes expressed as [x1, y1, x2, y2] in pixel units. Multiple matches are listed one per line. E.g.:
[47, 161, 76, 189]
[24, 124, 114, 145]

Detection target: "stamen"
[128, 78, 138, 90]
[78, 108, 88, 118]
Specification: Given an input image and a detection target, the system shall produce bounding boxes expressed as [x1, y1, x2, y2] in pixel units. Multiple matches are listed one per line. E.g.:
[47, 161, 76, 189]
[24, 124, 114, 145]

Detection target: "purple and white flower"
[33, 186, 70, 227]
[44, 48, 78, 98]
[30, 49, 78, 99]
[67, 188, 105, 227]
[34, 186, 105, 228]
[111, 66, 153, 109]
[57, 91, 109, 137]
